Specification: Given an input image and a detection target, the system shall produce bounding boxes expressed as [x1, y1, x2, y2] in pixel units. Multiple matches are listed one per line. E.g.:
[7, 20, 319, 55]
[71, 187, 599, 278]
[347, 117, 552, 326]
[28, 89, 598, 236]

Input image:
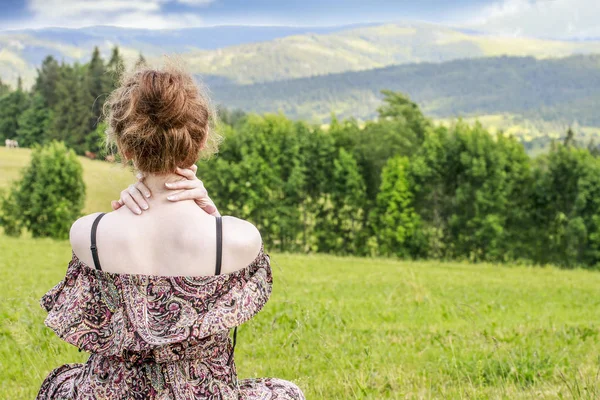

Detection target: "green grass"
[2, 232, 600, 399]
[0, 147, 136, 213]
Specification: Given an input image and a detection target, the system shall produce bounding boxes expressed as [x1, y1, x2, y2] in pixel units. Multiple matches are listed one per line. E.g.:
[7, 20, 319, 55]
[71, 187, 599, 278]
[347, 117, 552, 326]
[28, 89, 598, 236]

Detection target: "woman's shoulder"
[221, 216, 263, 269]
[69, 212, 106, 259]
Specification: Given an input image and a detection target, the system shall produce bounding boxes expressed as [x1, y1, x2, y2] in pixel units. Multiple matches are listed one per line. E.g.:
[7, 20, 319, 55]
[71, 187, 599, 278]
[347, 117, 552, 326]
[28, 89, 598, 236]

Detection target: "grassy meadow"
[1, 147, 600, 399]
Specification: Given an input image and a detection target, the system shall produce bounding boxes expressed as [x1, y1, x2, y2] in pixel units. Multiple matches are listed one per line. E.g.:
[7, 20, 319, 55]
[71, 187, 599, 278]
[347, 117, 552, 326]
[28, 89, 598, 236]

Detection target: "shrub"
[0, 141, 85, 239]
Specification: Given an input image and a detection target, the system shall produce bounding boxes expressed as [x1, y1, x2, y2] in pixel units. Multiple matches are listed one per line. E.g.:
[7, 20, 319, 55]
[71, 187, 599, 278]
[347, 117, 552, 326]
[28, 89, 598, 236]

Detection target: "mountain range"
[2, 21, 600, 151]
[3, 22, 600, 87]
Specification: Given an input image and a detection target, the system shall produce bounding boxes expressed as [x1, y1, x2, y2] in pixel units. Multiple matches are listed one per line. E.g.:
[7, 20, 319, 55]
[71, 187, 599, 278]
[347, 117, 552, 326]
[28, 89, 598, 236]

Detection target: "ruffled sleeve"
[40, 253, 127, 355]
[40, 249, 273, 357]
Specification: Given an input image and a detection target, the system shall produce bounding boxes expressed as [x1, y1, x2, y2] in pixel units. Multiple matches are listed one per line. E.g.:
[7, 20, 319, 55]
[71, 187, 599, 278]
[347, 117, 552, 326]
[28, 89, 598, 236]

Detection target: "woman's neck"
[142, 172, 186, 196]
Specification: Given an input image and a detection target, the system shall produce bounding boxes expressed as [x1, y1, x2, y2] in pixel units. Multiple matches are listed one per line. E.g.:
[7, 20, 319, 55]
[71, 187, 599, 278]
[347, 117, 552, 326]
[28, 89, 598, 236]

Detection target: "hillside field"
[0, 147, 135, 213]
[1, 146, 600, 399]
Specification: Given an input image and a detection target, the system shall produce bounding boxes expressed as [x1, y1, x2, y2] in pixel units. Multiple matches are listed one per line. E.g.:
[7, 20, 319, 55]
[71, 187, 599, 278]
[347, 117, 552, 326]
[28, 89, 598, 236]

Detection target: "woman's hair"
[104, 61, 219, 174]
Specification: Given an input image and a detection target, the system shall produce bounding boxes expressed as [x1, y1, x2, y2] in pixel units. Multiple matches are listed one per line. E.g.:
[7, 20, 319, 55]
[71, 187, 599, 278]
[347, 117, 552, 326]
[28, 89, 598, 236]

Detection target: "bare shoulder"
[221, 216, 262, 263]
[69, 212, 104, 254]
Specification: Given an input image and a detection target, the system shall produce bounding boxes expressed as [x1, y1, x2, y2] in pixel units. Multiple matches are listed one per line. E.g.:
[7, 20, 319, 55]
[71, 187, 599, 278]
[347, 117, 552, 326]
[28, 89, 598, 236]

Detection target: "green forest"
[212, 54, 600, 126]
[2, 47, 600, 269]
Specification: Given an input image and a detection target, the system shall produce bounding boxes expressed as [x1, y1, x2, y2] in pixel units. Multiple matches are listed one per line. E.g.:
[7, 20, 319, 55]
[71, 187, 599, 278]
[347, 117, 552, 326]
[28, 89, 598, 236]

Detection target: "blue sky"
[0, 0, 598, 38]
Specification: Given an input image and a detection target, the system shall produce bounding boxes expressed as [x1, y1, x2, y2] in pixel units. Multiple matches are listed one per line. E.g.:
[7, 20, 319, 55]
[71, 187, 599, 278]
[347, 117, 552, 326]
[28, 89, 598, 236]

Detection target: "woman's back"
[70, 198, 262, 277]
[37, 63, 304, 400]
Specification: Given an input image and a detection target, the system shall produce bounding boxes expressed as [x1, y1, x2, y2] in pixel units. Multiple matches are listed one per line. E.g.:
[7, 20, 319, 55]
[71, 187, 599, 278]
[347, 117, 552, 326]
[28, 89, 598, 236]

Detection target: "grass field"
[2, 234, 600, 399]
[2, 146, 600, 399]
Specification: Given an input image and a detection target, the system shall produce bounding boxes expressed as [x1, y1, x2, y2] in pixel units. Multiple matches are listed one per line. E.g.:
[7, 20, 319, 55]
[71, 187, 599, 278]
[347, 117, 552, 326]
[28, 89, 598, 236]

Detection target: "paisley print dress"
[36, 243, 304, 399]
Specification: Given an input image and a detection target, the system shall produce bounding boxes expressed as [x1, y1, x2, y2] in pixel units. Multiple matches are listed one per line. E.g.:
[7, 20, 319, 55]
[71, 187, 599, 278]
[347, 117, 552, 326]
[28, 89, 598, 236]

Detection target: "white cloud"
[176, 0, 216, 5]
[6, 0, 213, 30]
[469, 0, 599, 39]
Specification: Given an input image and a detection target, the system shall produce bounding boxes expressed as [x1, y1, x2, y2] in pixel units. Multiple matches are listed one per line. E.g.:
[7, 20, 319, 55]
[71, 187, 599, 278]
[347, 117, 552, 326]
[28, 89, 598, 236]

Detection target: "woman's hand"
[111, 173, 151, 215]
[111, 166, 220, 216]
[166, 165, 220, 216]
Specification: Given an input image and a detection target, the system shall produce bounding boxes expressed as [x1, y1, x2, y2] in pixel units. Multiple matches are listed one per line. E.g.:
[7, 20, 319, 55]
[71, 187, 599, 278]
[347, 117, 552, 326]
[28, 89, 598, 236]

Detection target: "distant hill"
[210, 54, 600, 126]
[3, 22, 600, 87]
[0, 24, 361, 86]
[187, 23, 600, 84]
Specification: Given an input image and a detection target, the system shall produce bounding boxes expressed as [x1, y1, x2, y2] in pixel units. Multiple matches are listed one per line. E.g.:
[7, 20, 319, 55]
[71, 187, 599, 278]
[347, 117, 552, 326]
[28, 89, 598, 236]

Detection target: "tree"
[563, 127, 576, 147]
[377, 90, 430, 145]
[0, 80, 29, 141]
[409, 122, 532, 261]
[371, 156, 423, 258]
[407, 126, 451, 259]
[530, 145, 600, 268]
[33, 55, 61, 107]
[105, 46, 125, 92]
[135, 53, 147, 69]
[0, 141, 85, 239]
[0, 78, 10, 97]
[86, 47, 108, 141]
[315, 149, 368, 254]
[16, 94, 53, 147]
[49, 64, 94, 153]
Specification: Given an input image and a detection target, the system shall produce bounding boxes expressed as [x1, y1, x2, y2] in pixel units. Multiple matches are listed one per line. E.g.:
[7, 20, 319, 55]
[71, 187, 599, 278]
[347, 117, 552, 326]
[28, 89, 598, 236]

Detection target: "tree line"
[209, 94, 600, 269]
[1, 51, 600, 269]
[0, 46, 146, 155]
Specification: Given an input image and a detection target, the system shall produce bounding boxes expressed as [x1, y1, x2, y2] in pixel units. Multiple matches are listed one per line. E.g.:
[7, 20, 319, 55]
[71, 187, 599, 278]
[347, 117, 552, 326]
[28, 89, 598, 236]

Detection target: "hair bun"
[105, 64, 217, 174]
[138, 70, 189, 127]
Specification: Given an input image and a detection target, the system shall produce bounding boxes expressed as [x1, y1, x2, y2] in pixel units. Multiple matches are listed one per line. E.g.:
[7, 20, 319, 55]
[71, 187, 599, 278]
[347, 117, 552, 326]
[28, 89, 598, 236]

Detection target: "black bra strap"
[90, 212, 106, 271]
[215, 216, 223, 275]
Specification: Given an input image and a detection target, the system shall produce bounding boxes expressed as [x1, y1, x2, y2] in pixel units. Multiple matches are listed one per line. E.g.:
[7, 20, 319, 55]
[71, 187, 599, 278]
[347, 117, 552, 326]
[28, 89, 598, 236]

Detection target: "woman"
[37, 65, 305, 400]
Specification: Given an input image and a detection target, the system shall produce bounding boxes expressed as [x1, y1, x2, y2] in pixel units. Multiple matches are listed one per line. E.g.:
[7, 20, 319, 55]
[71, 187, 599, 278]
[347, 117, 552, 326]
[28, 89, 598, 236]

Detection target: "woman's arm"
[112, 165, 220, 216]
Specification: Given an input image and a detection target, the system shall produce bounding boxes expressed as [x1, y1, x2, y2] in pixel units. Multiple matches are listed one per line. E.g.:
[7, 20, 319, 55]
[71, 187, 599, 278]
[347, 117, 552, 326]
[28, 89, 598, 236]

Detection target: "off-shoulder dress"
[36, 214, 304, 400]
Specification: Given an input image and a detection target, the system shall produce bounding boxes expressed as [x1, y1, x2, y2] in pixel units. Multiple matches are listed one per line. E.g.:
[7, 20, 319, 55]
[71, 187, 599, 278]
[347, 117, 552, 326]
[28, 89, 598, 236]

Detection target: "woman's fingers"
[111, 200, 123, 210]
[203, 204, 219, 215]
[127, 184, 149, 211]
[134, 180, 151, 198]
[165, 179, 206, 192]
[120, 190, 142, 215]
[198, 197, 219, 216]
[120, 184, 149, 215]
[175, 167, 198, 181]
[167, 190, 220, 215]
[167, 187, 209, 202]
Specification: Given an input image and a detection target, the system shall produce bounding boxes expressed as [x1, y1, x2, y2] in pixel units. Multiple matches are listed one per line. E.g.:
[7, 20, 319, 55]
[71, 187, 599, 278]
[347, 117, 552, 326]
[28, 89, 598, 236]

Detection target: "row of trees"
[1, 50, 600, 268]
[0, 46, 146, 154]
[203, 93, 600, 269]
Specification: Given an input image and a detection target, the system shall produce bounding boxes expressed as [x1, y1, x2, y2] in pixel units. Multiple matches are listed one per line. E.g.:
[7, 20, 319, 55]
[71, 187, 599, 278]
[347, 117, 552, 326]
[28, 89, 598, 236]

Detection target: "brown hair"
[104, 62, 218, 174]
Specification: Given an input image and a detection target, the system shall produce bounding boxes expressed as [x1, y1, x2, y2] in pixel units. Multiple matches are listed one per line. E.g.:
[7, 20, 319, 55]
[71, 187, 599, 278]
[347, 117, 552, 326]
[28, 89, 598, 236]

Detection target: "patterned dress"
[36, 245, 304, 399]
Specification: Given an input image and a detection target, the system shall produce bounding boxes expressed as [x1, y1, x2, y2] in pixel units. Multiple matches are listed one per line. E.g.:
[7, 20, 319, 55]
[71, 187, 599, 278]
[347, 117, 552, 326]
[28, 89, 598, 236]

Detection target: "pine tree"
[0, 79, 29, 141]
[105, 46, 125, 92]
[135, 53, 147, 69]
[86, 47, 108, 147]
[49, 64, 94, 154]
[33, 55, 61, 108]
[563, 127, 576, 147]
[16, 94, 53, 147]
[0, 78, 10, 97]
